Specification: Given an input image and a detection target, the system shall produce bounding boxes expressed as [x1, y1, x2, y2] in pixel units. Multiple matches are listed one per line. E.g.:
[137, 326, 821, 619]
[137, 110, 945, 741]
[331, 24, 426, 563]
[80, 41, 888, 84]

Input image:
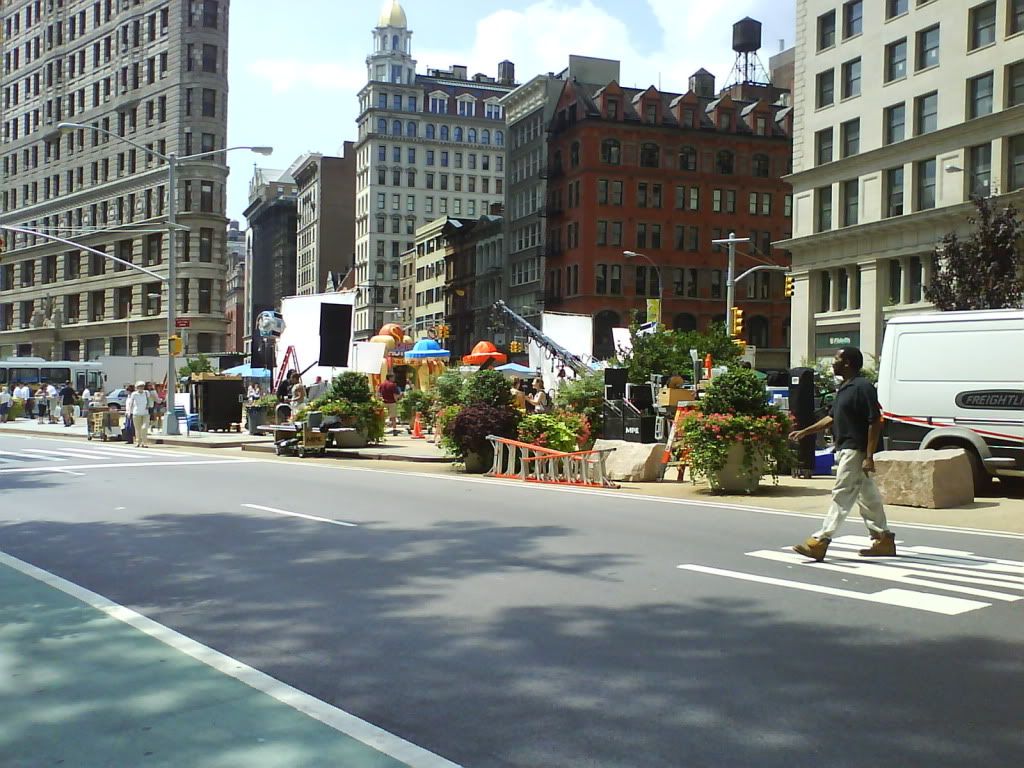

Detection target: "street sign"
[175, 318, 191, 328]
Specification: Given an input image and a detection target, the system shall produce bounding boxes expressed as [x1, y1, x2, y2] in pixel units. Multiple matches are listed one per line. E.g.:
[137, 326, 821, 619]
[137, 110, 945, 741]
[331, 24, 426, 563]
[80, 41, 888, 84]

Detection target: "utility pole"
[712, 232, 750, 327]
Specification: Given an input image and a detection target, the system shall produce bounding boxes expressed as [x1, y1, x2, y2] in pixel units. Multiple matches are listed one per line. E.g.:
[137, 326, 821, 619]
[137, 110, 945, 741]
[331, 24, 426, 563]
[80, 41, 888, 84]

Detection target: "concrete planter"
[332, 428, 368, 449]
[245, 407, 265, 436]
[463, 448, 492, 474]
[710, 442, 765, 494]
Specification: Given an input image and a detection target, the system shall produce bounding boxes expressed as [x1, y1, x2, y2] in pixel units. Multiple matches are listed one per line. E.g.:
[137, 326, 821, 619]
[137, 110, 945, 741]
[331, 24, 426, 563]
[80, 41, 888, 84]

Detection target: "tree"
[618, 325, 742, 384]
[177, 353, 213, 382]
[925, 197, 1024, 311]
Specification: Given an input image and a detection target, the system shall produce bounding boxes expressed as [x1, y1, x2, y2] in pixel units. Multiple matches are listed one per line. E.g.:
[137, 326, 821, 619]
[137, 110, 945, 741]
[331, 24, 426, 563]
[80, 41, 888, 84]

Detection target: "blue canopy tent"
[221, 363, 272, 378]
[495, 362, 539, 377]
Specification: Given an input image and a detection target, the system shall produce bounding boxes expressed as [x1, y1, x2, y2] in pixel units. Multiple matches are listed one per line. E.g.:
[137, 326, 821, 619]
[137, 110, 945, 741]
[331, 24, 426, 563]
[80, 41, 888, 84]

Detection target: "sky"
[225, 0, 796, 223]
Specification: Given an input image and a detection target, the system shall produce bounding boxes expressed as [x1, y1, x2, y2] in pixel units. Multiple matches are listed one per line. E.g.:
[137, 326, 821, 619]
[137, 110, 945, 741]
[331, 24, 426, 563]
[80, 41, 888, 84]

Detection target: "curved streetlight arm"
[623, 250, 664, 322]
[57, 121, 168, 161]
[179, 145, 274, 162]
[0, 224, 165, 282]
[734, 264, 790, 285]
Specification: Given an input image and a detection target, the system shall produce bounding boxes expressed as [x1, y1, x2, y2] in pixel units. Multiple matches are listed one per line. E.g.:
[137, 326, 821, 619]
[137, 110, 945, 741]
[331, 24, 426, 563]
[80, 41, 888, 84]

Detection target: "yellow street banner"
[646, 299, 661, 326]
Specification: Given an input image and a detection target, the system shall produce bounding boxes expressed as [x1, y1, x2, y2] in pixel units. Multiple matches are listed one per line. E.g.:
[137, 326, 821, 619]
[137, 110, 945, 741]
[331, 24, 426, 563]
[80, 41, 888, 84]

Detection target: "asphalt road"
[1, 434, 1022, 767]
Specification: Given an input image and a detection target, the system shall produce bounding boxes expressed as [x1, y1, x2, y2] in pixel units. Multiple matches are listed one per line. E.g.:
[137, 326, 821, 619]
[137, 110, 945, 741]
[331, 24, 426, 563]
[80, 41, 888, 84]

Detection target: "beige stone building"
[783, 0, 1024, 364]
[0, 0, 232, 360]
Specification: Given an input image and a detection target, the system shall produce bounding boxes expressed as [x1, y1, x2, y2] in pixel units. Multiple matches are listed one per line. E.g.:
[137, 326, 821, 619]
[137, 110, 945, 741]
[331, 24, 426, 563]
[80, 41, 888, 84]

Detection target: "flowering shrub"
[517, 413, 578, 453]
[450, 404, 521, 458]
[558, 411, 593, 450]
[678, 410, 792, 489]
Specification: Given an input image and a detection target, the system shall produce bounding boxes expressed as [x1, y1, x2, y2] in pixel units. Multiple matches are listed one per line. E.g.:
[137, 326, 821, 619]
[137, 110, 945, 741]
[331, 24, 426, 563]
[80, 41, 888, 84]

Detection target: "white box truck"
[877, 309, 1024, 492]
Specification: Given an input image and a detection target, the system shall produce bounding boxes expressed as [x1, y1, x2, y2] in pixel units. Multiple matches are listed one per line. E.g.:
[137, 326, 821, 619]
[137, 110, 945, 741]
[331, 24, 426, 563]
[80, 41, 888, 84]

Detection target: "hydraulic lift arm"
[491, 300, 592, 378]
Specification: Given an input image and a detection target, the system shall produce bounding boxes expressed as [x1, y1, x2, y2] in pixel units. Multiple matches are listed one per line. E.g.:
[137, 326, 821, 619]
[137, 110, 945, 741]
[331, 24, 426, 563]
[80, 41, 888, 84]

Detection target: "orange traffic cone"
[411, 412, 425, 439]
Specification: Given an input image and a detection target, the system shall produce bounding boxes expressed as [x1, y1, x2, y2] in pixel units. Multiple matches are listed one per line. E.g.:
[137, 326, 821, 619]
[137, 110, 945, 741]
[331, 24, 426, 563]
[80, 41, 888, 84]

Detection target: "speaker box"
[604, 368, 627, 400]
[318, 303, 353, 367]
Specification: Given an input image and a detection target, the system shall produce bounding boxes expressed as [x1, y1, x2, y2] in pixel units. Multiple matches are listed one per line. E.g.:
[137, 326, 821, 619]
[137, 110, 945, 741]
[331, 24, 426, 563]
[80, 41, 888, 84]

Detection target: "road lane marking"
[0, 459, 251, 475]
[676, 564, 989, 615]
[241, 503, 357, 527]
[0, 549, 461, 768]
[21, 447, 128, 460]
[0, 449, 58, 461]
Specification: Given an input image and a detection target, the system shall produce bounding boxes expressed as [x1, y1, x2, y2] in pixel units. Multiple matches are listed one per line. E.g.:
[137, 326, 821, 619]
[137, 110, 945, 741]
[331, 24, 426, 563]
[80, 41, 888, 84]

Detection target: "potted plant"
[677, 368, 792, 493]
[247, 394, 279, 434]
[450, 403, 521, 473]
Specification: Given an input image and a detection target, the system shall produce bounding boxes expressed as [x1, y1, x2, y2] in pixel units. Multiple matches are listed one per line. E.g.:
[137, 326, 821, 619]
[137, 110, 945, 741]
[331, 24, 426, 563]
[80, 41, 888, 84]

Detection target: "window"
[636, 224, 647, 249]
[916, 159, 936, 210]
[716, 150, 734, 174]
[713, 189, 722, 212]
[841, 119, 860, 157]
[969, 2, 996, 50]
[885, 39, 907, 82]
[752, 154, 770, 177]
[199, 279, 212, 314]
[711, 270, 723, 299]
[842, 179, 859, 226]
[915, 92, 938, 135]
[818, 10, 836, 49]
[887, 0, 908, 18]
[843, 1, 862, 38]
[816, 186, 833, 232]
[601, 139, 621, 164]
[200, 181, 214, 212]
[1013, 0, 1024, 35]
[968, 72, 993, 118]
[885, 103, 906, 144]
[679, 146, 697, 171]
[968, 143, 992, 196]
[202, 88, 216, 117]
[917, 25, 940, 70]
[596, 264, 607, 294]
[199, 228, 213, 261]
[640, 142, 659, 168]
[201, 44, 218, 73]
[885, 167, 904, 217]
[1009, 61, 1024, 107]
[1008, 134, 1024, 191]
[815, 127, 833, 165]
[841, 58, 861, 99]
[571, 141, 580, 167]
[816, 69, 835, 108]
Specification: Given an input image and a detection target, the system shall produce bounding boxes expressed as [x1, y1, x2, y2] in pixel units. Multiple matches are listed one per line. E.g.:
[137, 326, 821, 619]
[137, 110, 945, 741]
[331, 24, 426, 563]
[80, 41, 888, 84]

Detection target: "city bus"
[0, 358, 104, 393]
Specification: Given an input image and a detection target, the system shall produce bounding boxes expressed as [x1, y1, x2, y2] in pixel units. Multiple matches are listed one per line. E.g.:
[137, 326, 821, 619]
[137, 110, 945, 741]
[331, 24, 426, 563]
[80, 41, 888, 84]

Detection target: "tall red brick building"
[544, 70, 793, 364]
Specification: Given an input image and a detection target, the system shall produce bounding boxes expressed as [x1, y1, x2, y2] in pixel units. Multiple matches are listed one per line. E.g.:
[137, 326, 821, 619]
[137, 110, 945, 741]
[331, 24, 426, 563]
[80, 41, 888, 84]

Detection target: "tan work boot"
[859, 531, 897, 557]
[792, 536, 831, 561]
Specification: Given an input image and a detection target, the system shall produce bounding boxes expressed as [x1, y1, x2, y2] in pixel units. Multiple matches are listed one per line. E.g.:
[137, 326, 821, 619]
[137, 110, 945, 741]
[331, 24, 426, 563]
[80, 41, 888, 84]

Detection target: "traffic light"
[784, 274, 794, 298]
[729, 307, 744, 338]
[169, 335, 183, 356]
[436, 324, 450, 339]
[509, 339, 523, 353]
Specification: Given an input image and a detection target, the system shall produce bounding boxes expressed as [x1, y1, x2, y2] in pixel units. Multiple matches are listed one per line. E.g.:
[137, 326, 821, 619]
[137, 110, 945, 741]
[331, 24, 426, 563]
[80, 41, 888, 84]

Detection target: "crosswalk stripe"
[22, 448, 128, 460]
[2, 449, 59, 461]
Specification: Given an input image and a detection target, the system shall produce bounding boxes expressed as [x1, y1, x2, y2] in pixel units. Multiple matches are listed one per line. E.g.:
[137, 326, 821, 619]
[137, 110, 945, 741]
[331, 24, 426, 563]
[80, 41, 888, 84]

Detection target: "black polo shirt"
[829, 375, 881, 452]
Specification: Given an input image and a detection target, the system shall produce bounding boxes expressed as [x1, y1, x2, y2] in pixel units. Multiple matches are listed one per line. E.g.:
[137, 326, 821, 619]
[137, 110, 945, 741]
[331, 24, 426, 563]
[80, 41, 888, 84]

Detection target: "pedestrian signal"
[784, 274, 794, 298]
[169, 335, 183, 356]
[729, 307, 744, 338]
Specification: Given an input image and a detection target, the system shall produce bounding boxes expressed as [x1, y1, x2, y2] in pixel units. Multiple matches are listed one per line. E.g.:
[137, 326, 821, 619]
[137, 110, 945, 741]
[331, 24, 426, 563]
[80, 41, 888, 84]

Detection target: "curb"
[0, 424, 270, 450]
[240, 442, 450, 463]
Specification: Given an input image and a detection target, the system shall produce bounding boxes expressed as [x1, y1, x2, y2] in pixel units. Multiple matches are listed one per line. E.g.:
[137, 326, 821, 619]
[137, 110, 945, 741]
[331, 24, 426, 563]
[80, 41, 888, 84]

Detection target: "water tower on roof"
[727, 17, 770, 87]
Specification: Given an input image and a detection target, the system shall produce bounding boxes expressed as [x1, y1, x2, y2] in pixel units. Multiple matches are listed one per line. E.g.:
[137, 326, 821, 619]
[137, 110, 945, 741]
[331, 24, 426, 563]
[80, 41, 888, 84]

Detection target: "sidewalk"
[0, 418, 270, 449]
[241, 431, 449, 462]
[0, 552, 455, 768]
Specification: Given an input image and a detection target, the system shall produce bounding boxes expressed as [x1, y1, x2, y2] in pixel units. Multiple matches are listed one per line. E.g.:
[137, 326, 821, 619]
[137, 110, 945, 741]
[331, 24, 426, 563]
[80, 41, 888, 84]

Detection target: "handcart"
[258, 421, 327, 458]
[87, 407, 122, 441]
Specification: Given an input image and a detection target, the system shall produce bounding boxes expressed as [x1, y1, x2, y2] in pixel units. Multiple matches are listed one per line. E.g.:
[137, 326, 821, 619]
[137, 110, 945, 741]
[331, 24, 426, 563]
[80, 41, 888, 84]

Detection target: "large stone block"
[592, 439, 663, 482]
[873, 449, 974, 508]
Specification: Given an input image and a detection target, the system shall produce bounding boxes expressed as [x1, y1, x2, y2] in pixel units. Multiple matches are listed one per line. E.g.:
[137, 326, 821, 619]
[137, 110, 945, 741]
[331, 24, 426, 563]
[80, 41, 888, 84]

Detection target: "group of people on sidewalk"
[0, 381, 83, 427]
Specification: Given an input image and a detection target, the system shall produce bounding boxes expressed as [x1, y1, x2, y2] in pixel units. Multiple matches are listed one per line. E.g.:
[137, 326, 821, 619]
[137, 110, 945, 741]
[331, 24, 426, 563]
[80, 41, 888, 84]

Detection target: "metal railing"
[486, 435, 618, 488]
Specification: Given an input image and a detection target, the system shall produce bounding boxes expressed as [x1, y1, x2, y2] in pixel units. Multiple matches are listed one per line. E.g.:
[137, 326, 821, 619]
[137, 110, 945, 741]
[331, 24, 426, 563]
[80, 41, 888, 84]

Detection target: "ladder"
[274, 346, 300, 392]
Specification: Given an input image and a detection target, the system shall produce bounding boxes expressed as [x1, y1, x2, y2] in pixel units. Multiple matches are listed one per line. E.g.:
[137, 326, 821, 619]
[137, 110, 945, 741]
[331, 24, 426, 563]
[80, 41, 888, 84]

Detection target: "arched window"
[601, 138, 621, 164]
[749, 315, 770, 348]
[440, 125, 449, 141]
[392, 119, 402, 136]
[679, 146, 697, 171]
[640, 142, 660, 168]
[454, 126, 463, 142]
[391, 34, 399, 50]
[377, 118, 387, 134]
[570, 141, 580, 168]
[380, 33, 387, 50]
[425, 124, 435, 139]
[406, 121, 417, 137]
[495, 130, 504, 146]
[752, 153, 770, 177]
[716, 150, 734, 174]
[481, 128, 491, 144]
[672, 313, 697, 332]
[467, 128, 477, 143]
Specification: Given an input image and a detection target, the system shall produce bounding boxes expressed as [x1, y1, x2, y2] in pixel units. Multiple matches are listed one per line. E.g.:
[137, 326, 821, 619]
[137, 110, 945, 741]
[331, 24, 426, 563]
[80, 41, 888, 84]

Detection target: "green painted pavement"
[0, 558, 444, 768]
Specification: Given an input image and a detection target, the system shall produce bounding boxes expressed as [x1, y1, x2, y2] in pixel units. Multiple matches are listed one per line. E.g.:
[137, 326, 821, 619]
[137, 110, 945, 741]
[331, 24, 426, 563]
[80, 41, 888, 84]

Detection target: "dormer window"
[645, 102, 657, 123]
[457, 97, 476, 116]
[606, 99, 618, 119]
[719, 111, 733, 130]
[755, 116, 768, 135]
[682, 108, 694, 128]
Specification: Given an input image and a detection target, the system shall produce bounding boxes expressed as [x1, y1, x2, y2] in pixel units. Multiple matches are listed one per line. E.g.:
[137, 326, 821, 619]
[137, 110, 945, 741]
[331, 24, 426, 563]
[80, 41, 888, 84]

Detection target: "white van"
[878, 309, 1024, 491]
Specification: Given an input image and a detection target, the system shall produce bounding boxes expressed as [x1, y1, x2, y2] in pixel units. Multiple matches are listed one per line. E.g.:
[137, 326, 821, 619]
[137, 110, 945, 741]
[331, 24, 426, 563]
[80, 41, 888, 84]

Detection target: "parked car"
[106, 388, 129, 410]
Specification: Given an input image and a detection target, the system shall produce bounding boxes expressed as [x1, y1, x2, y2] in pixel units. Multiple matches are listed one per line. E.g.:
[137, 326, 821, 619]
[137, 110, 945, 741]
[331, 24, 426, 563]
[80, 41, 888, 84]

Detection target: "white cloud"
[247, 58, 365, 95]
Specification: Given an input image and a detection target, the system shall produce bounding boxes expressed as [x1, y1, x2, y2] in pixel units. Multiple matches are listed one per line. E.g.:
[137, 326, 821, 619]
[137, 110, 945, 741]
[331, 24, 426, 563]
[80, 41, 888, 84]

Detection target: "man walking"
[59, 382, 78, 427]
[126, 381, 151, 447]
[788, 347, 896, 561]
[377, 373, 402, 436]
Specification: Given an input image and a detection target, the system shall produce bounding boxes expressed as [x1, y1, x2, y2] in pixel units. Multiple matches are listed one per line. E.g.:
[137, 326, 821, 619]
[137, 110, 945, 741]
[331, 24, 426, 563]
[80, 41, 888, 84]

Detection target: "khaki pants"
[132, 414, 150, 446]
[814, 448, 889, 540]
[61, 405, 75, 425]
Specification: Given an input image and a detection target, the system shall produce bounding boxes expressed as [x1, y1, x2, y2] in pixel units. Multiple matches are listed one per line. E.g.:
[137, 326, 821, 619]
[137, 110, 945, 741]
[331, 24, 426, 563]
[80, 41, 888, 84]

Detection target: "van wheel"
[965, 449, 993, 496]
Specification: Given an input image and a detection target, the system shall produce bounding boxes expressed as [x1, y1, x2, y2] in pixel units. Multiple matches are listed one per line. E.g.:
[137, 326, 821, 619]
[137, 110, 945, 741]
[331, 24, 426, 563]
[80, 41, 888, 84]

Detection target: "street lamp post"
[623, 250, 663, 327]
[710, 232, 751, 323]
[57, 122, 271, 434]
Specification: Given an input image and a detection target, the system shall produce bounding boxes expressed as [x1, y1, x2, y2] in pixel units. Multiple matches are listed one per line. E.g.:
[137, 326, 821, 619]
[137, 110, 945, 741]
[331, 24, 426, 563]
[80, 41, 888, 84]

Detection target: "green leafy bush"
[462, 369, 513, 408]
[618, 326, 741, 384]
[554, 371, 604, 435]
[517, 413, 578, 452]
[433, 371, 465, 408]
[679, 410, 792, 490]
[700, 368, 769, 417]
[326, 371, 372, 404]
[399, 388, 433, 423]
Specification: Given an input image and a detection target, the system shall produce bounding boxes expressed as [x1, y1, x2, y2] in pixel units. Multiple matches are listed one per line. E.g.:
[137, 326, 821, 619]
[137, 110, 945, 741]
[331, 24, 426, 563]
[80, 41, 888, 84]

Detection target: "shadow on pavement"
[0, 510, 1021, 768]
